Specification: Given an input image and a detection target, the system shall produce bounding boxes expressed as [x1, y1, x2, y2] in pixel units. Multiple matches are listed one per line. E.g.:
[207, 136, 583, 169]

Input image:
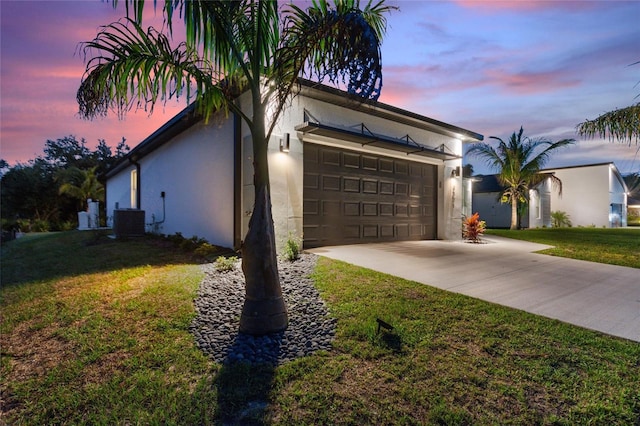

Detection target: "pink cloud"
[483, 69, 581, 94]
[452, 0, 600, 12]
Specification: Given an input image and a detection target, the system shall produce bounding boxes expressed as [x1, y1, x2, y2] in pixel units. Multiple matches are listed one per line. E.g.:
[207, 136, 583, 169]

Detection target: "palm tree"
[58, 166, 105, 210]
[467, 127, 575, 230]
[76, 0, 394, 335]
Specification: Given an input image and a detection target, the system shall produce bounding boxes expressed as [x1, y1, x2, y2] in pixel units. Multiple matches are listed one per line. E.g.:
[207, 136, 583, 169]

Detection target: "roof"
[105, 79, 484, 178]
[470, 174, 503, 193]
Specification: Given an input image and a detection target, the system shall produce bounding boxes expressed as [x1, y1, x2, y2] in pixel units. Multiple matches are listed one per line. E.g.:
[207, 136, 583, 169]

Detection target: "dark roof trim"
[295, 121, 461, 160]
[296, 79, 484, 143]
[105, 103, 201, 178]
[540, 162, 614, 172]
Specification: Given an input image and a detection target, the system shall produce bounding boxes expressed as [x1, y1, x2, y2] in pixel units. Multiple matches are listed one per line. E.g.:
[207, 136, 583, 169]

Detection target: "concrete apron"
[309, 235, 640, 343]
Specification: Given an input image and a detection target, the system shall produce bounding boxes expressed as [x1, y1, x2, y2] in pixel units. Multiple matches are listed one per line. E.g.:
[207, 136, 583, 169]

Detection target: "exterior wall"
[546, 164, 624, 228]
[106, 166, 135, 220]
[106, 116, 236, 248]
[109, 87, 475, 252]
[472, 192, 512, 228]
[529, 180, 552, 228]
[608, 167, 627, 227]
[265, 94, 465, 245]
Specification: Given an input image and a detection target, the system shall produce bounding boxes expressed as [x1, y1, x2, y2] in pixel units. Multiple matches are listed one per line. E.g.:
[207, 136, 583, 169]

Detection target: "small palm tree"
[76, 0, 394, 334]
[58, 166, 105, 210]
[468, 127, 574, 230]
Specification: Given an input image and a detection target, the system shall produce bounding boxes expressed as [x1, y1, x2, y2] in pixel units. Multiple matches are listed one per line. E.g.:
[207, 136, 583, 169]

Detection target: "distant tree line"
[1, 136, 129, 235]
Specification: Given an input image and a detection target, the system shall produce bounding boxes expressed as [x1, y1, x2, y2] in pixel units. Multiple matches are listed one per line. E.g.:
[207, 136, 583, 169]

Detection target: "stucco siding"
[106, 117, 236, 248]
[106, 165, 136, 224]
[547, 165, 610, 227]
[270, 94, 464, 242]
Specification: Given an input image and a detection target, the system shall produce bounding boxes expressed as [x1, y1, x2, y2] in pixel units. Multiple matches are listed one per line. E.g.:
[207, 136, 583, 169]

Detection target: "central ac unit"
[113, 209, 145, 238]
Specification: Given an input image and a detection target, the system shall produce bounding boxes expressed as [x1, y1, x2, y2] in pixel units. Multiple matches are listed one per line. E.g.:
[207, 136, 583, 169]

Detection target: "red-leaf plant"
[463, 212, 486, 243]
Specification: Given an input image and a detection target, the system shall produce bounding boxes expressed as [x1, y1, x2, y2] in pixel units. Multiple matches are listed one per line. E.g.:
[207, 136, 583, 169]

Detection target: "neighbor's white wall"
[472, 192, 512, 228]
[529, 179, 552, 228]
[547, 165, 610, 227]
[609, 166, 628, 227]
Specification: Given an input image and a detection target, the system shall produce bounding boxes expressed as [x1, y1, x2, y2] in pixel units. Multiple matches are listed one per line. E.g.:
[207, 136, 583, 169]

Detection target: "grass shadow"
[215, 335, 281, 425]
[0, 230, 231, 287]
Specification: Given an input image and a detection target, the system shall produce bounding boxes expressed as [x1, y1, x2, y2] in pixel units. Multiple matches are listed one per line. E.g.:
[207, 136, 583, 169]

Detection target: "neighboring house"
[470, 162, 628, 228]
[105, 80, 484, 251]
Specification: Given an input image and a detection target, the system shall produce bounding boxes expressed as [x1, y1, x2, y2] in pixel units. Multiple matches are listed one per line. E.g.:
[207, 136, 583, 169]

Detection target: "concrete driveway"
[309, 235, 640, 342]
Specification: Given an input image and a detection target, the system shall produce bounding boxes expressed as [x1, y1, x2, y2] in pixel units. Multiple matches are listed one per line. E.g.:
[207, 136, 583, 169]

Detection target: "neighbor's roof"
[105, 79, 484, 178]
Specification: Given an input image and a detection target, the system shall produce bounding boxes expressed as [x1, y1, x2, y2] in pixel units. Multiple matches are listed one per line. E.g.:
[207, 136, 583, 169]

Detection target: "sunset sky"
[1, 0, 639, 175]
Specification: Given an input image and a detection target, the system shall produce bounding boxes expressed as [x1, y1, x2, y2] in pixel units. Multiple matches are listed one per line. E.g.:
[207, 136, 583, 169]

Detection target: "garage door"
[303, 143, 437, 248]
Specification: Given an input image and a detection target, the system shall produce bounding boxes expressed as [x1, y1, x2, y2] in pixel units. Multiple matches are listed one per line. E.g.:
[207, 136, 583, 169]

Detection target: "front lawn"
[2, 232, 639, 424]
[486, 227, 640, 268]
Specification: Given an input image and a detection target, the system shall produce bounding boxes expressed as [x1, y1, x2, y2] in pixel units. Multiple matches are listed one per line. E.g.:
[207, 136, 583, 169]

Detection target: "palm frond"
[77, 18, 228, 122]
[577, 103, 640, 145]
[276, 0, 395, 103]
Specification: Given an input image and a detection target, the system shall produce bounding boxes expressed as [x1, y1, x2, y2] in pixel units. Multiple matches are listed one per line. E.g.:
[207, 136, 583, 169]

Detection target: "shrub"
[463, 212, 486, 243]
[283, 234, 301, 261]
[214, 255, 238, 272]
[551, 211, 572, 228]
[194, 242, 219, 259]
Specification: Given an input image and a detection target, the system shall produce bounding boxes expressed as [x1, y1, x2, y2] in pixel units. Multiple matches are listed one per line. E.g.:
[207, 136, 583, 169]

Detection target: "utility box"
[113, 209, 145, 238]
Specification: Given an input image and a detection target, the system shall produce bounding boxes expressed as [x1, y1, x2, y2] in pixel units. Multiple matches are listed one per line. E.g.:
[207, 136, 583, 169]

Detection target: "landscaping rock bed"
[190, 253, 336, 365]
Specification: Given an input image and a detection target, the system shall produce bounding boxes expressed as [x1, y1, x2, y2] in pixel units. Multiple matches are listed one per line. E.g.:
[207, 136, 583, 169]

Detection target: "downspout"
[129, 157, 141, 209]
[233, 111, 242, 250]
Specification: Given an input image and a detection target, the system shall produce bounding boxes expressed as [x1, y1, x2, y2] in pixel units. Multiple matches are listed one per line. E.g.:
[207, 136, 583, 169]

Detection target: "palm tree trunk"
[239, 101, 288, 335]
[510, 198, 518, 230]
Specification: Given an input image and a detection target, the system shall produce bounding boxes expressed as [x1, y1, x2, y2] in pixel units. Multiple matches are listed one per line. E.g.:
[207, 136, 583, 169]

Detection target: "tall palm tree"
[76, 0, 394, 334]
[467, 127, 574, 230]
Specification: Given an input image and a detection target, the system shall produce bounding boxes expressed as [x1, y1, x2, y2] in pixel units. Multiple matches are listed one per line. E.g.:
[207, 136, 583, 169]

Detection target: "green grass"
[486, 227, 640, 268]
[2, 231, 639, 424]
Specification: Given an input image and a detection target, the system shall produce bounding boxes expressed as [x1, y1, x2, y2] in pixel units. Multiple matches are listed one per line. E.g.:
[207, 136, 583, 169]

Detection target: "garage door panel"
[343, 177, 360, 192]
[344, 202, 360, 216]
[362, 156, 378, 171]
[322, 200, 341, 216]
[304, 173, 319, 189]
[303, 143, 437, 248]
[322, 149, 341, 166]
[344, 152, 360, 168]
[380, 159, 394, 173]
[363, 180, 378, 194]
[322, 175, 341, 191]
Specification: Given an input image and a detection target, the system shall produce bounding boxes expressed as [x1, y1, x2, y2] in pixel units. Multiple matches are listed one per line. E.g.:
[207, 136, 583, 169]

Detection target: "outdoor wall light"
[451, 166, 460, 177]
[280, 133, 290, 153]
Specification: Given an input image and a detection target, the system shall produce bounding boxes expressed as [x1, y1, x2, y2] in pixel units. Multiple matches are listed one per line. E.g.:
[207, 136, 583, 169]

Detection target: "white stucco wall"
[472, 192, 512, 228]
[106, 116, 236, 248]
[529, 179, 552, 228]
[545, 164, 625, 228]
[266, 93, 465, 244]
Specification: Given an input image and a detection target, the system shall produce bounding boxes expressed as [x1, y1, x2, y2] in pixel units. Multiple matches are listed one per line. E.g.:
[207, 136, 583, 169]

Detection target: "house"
[104, 80, 484, 251]
[470, 162, 629, 228]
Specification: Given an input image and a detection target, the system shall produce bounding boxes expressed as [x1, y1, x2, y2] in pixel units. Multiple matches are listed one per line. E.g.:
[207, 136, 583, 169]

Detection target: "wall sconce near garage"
[280, 133, 290, 153]
[451, 166, 461, 178]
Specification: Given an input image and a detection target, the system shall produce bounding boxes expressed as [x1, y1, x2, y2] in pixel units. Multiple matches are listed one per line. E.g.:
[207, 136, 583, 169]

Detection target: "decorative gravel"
[190, 253, 336, 365]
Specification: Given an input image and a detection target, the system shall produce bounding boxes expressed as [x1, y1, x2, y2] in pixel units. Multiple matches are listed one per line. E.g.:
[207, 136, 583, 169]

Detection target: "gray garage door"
[303, 143, 437, 248]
